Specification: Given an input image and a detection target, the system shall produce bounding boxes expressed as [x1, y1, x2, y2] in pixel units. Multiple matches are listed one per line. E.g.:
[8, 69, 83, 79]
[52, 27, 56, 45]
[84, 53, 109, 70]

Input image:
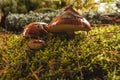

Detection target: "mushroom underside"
[49, 24, 91, 32]
[49, 24, 91, 38]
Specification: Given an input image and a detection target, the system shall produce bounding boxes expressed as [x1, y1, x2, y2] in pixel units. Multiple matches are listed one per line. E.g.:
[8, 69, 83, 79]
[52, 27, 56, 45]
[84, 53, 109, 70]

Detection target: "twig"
[26, 66, 43, 80]
[30, 68, 40, 80]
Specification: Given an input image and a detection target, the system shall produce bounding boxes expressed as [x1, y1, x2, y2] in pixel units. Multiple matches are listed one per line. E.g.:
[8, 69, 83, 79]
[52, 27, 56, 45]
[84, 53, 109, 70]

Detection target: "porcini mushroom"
[48, 5, 91, 37]
[27, 39, 45, 50]
[22, 22, 48, 38]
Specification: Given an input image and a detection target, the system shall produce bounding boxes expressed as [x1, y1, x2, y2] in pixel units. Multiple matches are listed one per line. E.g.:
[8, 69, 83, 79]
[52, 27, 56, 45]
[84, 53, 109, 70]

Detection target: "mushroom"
[48, 5, 91, 37]
[27, 39, 45, 50]
[22, 22, 48, 38]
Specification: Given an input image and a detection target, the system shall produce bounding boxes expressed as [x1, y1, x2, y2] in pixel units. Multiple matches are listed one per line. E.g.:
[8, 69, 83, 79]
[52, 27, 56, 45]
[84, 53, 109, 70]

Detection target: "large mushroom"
[48, 5, 91, 37]
[22, 22, 48, 38]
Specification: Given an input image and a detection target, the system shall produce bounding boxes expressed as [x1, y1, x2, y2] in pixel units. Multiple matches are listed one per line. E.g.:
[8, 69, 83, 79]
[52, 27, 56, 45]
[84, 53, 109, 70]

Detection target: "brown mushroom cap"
[27, 39, 45, 50]
[22, 22, 48, 38]
[48, 6, 91, 32]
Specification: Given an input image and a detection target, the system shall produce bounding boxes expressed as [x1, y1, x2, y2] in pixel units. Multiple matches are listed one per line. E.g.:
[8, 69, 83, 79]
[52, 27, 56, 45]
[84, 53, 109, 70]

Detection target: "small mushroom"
[22, 22, 48, 38]
[48, 5, 91, 37]
[27, 39, 45, 50]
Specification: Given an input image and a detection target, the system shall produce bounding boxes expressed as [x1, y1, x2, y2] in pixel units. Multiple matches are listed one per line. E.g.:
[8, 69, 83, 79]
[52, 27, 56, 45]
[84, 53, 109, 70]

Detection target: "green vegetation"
[115, 0, 120, 15]
[5, 11, 58, 31]
[0, 0, 115, 17]
[0, 0, 65, 16]
[0, 25, 120, 79]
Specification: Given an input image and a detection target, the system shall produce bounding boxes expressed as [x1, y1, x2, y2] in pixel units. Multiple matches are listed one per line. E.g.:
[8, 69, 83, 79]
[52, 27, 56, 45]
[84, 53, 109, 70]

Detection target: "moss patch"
[0, 25, 120, 80]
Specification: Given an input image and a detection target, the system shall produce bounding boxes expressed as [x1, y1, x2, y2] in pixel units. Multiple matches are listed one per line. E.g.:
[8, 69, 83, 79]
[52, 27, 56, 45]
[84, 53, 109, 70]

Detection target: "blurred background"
[0, 0, 118, 14]
[0, 0, 120, 32]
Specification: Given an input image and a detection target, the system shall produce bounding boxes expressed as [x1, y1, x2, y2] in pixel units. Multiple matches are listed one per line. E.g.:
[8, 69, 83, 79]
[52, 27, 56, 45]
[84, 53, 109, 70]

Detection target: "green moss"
[0, 25, 120, 79]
